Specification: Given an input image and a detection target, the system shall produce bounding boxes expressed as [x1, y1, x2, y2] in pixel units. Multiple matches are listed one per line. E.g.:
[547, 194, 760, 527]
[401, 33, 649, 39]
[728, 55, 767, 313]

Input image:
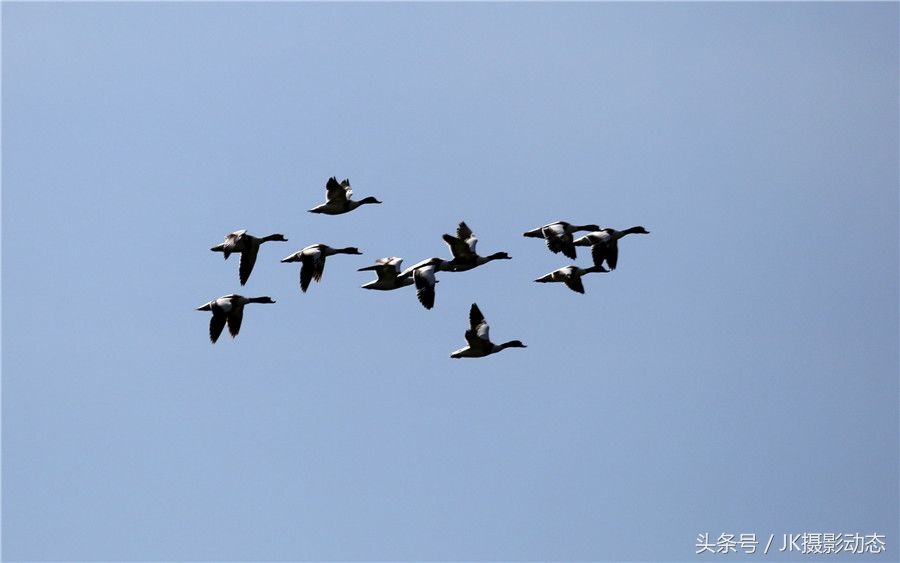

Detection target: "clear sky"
[2, 2, 897, 561]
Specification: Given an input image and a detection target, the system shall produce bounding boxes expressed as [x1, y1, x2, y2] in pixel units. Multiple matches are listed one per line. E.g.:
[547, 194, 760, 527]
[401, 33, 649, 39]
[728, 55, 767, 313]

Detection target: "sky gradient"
[2, 2, 898, 561]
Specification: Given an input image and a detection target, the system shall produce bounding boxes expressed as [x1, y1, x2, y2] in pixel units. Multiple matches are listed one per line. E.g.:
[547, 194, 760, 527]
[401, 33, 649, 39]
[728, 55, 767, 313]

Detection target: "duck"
[308, 176, 382, 215]
[196, 294, 275, 343]
[522, 221, 600, 259]
[210, 230, 288, 285]
[441, 221, 511, 272]
[358, 257, 415, 291]
[398, 257, 448, 310]
[281, 244, 363, 292]
[450, 303, 527, 358]
[573, 226, 650, 270]
[534, 265, 609, 294]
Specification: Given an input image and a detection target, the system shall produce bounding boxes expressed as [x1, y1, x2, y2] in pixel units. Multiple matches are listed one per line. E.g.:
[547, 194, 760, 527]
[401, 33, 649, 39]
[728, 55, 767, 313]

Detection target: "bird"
[281, 244, 363, 292]
[358, 257, 415, 291]
[196, 294, 275, 343]
[210, 230, 288, 285]
[450, 303, 527, 358]
[573, 226, 650, 270]
[522, 221, 600, 260]
[441, 221, 512, 272]
[534, 265, 609, 294]
[308, 176, 382, 215]
[398, 257, 448, 310]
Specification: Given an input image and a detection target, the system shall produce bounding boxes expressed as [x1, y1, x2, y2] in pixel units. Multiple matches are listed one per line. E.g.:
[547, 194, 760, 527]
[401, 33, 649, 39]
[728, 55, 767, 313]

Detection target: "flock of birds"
[197, 176, 649, 358]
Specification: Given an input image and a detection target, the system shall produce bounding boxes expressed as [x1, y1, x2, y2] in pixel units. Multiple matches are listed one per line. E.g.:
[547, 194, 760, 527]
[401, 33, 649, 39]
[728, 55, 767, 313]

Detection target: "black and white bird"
[398, 257, 448, 310]
[450, 303, 527, 358]
[308, 176, 381, 215]
[574, 226, 650, 270]
[281, 244, 363, 292]
[442, 221, 511, 272]
[196, 294, 275, 343]
[534, 265, 608, 294]
[210, 230, 288, 285]
[358, 257, 415, 291]
[522, 221, 600, 260]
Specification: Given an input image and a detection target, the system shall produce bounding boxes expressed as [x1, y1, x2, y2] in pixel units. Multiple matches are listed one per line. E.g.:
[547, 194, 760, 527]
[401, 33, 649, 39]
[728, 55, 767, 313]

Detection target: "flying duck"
[281, 244, 363, 292]
[534, 265, 609, 294]
[196, 294, 275, 343]
[398, 257, 448, 310]
[522, 221, 600, 260]
[574, 226, 650, 270]
[308, 176, 382, 215]
[358, 257, 415, 291]
[450, 303, 527, 358]
[442, 221, 511, 272]
[210, 230, 288, 285]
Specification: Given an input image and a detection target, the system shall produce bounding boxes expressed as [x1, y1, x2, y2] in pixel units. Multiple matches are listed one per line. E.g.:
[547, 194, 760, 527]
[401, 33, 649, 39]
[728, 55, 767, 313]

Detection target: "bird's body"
[450, 303, 526, 358]
[308, 177, 381, 215]
[359, 257, 414, 291]
[281, 243, 363, 292]
[442, 221, 511, 272]
[196, 294, 275, 343]
[522, 221, 600, 259]
[574, 226, 650, 270]
[534, 264, 608, 294]
[210, 230, 288, 285]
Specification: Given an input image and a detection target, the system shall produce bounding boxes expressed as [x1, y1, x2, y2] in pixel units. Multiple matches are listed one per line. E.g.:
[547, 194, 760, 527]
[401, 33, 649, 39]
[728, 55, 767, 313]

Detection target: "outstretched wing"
[300, 255, 316, 292]
[326, 176, 349, 203]
[605, 244, 618, 270]
[442, 233, 475, 260]
[467, 303, 490, 344]
[226, 308, 244, 337]
[209, 311, 227, 343]
[590, 244, 608, 269]
[457, 222, 473, 242]
[563, 275, 585, 294]
[238, 246, 259, 285]
[414, 266, 436, 310]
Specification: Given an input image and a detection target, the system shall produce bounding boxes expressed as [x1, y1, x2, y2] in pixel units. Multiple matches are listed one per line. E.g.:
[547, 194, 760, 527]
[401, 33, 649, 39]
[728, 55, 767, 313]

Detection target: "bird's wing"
[227, 308, 244, 337]
[326, 176, 349, 203]
[564, 274, 585, 294]
[238, 245, 259, 285]
[209, 311, 227, 343]
[313, 254, 326, 282]
[299, 254, 317, 292]
[442, 234, 473, 259]
[545, 235, 576, 259]
[468, 303, 490, 342]
[375, 262, 399, 282]
[457, 222, 473, 241]
[414, 266, 436, 309]
[542, 223, 565, 239]
[590, 244, 609, 268]
[606, 244, 618, 270]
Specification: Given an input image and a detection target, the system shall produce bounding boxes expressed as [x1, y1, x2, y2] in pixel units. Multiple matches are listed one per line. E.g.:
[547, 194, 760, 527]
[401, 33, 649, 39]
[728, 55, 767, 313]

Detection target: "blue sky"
[2, 2, 898, 561]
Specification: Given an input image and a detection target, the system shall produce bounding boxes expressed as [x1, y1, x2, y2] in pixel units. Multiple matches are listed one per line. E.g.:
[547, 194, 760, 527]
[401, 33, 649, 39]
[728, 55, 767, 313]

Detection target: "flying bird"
[450, 303, 527, 358]
[441, 221, 511, 272]
[534, 265, 608, 294]
[308, 176, 382, 215]
[281, 244, 363, 293]
[358, 257, 415, 291]
[522, 221, 600, 260]
[574, 226, 650, 270]
[196, 294, 275, 343]
[210, 230, 288, 285]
